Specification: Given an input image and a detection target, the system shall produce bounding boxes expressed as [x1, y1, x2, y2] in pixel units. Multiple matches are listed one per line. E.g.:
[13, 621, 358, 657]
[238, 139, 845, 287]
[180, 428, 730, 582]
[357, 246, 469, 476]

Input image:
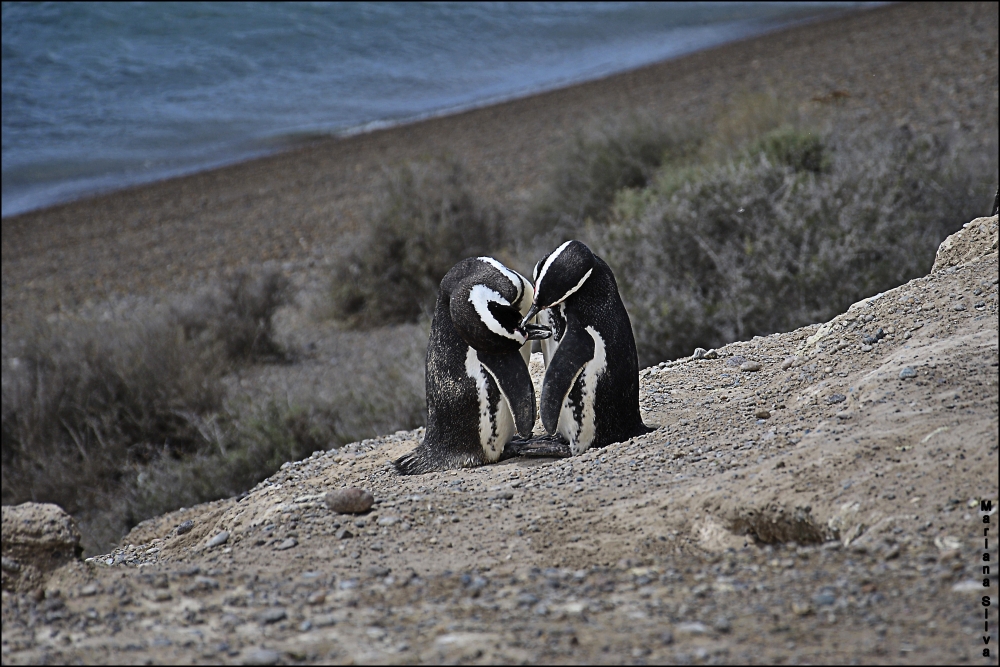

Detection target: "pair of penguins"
[394, 240, 651, 475]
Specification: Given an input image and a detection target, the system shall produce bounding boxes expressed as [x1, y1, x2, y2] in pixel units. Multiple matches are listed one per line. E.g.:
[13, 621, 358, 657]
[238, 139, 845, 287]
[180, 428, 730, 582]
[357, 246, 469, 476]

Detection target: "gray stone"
[740, 361, 762, 372]
[312, 613, 337, 627]
[713, 616, 732, 633]
[325, 488, 374, 514]
[274, 538, 297, 551]
[206, 531, 229, 549]
[899, 367, 917, 379]
[826, 393, 846, 404]
[176, 520, 195, 535]
[258, 608, 287, 624]
[376, 516, 400, 527]
[242, 648, 282, 665]
[335, 528, 354, 540]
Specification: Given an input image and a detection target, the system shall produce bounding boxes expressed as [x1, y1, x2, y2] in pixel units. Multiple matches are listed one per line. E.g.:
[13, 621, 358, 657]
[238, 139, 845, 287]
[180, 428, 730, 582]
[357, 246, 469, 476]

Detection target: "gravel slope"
[2, 217, 996, 665]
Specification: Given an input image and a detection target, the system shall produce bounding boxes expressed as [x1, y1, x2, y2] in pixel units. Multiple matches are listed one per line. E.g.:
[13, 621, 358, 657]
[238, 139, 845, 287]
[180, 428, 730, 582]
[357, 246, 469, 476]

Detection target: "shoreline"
[2, 1, 997, 321]
[1, 6, 862, 221]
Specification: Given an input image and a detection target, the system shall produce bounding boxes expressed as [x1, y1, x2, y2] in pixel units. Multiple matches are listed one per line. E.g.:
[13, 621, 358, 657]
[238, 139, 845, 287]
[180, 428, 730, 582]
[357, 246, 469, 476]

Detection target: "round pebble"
[242, 648, 281, 665]
[754, 408, 771, 419]
[740, 361, 762, 372]
[325, 487, 374, 514]
[206, 531, 229, 548]
[899, 367, 917, 379]
[176, 520, 195, 535]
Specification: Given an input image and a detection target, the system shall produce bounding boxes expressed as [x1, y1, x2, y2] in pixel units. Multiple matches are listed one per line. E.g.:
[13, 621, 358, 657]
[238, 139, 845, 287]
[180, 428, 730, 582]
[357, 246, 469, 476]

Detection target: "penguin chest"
[465, 347, 516, 461]
[557, 326, 607, 455]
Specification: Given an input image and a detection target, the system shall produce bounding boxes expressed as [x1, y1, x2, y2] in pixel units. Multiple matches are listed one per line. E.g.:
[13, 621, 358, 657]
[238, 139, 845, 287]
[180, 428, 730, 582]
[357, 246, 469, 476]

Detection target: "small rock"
[791, 601, 813, 616]
[812, 590, 837, 606]
[675, 621, 709, 636]
[493, 490, 514, 501]
[860, 344, 873, 352]
[79, 583, 97, 597]
[368, 565, 391, 578]
[258, 608, 287, 624]
[953, 303, 966, 311]
[307, 591, 326, 605]
[726, 355, 747, 367]
[713, 616, 732, 633]
[176, 520, 195, 535]
[312, 613, 337, 627]
[780, 357, 797, 370]
[740, 361, 762, 372]
[298, 620, 312, 632]
[376, 516, 400, 526]
[274, 538, 297, 551]
[242, 648, 282, 665]
[325, 488, 375, 514]
[898, 367, 917, 379]
[206, 531, 229, 549]
[826, 393, 846, 404]
[836, 411, 853, 420]
[692, 347, 708, 359]
[754, 408, 771, 420]
[335, 528, 354, 540]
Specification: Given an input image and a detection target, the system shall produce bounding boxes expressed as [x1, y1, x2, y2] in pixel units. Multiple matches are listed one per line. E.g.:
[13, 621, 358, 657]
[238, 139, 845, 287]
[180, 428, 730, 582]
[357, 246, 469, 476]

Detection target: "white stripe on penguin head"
[533, 240, 573, 303]
[468, 284, 526, 343]
[477, 256, 523, 305]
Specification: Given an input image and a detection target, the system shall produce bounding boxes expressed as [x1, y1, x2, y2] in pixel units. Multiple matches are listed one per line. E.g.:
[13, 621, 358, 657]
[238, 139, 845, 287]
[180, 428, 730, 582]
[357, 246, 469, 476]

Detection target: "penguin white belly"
[557, 326, 607, 455]
[465, 347, 516, 462]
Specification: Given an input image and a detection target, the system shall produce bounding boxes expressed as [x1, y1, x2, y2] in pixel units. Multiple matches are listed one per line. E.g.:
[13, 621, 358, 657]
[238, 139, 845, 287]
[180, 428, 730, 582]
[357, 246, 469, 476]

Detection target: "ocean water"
[1, 2, 866, 218]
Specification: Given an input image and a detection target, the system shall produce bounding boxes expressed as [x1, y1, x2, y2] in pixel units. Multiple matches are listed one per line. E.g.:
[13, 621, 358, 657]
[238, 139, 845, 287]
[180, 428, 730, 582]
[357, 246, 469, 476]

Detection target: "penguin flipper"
[540, 322, 595, 434]
[477, 351, 536, 437]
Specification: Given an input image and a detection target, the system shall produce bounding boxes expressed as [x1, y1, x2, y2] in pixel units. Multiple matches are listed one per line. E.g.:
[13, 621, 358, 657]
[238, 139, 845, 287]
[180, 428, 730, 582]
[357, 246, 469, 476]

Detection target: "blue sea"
[1, 2, 868, 217]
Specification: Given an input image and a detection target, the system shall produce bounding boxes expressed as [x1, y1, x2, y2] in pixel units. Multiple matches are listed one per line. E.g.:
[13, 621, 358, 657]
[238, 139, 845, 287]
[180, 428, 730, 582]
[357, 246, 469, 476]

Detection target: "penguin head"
[522, 240, 595, 325]
[446, 257, 551, 354]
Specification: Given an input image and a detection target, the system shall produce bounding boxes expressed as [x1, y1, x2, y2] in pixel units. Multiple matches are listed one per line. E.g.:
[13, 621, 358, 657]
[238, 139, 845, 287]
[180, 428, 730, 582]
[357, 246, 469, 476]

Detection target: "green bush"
[592, 124, 994, 365]
[329, 158, 505, 326]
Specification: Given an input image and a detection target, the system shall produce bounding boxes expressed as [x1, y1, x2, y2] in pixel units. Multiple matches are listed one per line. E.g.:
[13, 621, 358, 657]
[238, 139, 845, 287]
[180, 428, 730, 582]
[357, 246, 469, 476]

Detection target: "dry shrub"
[593, 123, 995, 365]
[175, 269, 292, 362]
[1, 311, 225, 552]
[523, 118, 703, 246]
[329, 158, 505, 327]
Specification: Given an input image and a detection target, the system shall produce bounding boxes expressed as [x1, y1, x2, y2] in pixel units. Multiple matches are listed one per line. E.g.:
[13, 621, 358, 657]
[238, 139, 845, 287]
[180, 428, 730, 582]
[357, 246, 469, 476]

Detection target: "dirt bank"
[2, 217, 996, 664]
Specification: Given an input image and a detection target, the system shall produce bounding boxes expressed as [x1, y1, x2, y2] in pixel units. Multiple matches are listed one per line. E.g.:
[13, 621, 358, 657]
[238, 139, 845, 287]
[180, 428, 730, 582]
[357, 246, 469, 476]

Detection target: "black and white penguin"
[393, 256, 551, 475]
[521, 240, 651, 456]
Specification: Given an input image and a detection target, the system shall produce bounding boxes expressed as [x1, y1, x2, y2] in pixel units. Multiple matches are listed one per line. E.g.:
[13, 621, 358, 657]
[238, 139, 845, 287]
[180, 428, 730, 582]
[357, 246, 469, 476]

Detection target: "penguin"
[393, 256, 551, 474]
[520, 240, 652, 456]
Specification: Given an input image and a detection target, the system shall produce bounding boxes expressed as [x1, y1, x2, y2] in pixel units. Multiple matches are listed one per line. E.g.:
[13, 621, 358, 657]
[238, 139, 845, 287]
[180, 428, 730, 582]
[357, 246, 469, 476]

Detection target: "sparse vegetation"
[329, 158, 506, 326]
[591, 121, 993, 365]
[1, 270, 424, 554]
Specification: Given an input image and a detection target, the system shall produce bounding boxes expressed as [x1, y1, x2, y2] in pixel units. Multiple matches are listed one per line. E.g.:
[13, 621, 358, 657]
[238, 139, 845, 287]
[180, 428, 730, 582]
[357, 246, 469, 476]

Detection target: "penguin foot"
[503, 434, 573, 459]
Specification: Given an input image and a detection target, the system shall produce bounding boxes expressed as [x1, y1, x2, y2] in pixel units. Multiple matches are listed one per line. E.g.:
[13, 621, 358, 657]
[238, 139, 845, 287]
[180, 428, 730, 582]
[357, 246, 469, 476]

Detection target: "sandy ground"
[2, 2, 998, 324]
[2, 217, 996, 665]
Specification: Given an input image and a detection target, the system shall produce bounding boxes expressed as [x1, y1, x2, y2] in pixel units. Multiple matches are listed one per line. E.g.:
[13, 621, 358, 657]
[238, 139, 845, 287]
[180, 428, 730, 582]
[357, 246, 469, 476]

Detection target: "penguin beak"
[520, 303, 540, 329]
[522, 323, 552, 340]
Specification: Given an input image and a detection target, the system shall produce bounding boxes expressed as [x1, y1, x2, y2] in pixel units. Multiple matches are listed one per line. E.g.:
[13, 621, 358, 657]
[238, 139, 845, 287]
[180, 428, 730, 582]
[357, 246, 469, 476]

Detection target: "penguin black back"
[524, 241, 651, 455]
[393, 257, 549, 474]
